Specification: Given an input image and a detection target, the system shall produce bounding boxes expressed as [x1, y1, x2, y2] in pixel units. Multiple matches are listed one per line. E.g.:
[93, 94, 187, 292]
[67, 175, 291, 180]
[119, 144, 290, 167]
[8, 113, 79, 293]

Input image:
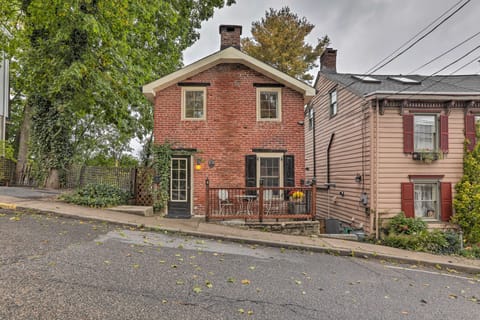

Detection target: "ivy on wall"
[151, 142, 172, 211]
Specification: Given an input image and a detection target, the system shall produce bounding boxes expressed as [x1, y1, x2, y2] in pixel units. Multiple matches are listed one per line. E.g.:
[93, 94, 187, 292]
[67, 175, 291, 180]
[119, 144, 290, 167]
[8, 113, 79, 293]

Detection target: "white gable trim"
[142, 47, 315, 103]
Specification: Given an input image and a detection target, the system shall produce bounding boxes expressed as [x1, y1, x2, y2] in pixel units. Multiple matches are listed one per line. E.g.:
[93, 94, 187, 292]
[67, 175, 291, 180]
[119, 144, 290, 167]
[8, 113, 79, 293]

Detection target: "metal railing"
[206, 180, 316, 222]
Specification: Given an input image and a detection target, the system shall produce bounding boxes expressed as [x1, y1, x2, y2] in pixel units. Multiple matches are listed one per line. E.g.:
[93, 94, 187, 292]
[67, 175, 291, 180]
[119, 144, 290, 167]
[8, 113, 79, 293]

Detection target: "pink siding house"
[307, 48, 480, 234]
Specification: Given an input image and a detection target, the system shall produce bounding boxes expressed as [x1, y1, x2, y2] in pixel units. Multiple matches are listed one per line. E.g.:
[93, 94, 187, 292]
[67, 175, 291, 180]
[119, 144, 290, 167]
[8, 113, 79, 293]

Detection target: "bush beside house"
[61, 184, 129, 208]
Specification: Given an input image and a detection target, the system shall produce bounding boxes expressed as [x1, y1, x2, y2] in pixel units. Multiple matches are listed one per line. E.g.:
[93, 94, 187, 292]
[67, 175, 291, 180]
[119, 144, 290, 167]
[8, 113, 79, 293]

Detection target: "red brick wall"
[153, 63, 306, 215]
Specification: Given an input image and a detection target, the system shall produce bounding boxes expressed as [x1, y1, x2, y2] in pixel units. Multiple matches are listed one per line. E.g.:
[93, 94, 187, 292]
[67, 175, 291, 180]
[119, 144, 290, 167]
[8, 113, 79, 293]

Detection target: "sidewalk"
[1, 192, 480, 274]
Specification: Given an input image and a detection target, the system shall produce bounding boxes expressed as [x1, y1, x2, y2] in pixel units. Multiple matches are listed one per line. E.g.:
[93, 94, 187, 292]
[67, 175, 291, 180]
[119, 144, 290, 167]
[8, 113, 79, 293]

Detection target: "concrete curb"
[5, 203, 480, 275]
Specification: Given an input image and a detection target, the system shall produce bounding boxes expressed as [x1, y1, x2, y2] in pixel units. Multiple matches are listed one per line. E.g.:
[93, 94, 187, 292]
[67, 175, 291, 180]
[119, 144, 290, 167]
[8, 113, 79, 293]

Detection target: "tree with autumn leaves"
[242, 7, 330, 82]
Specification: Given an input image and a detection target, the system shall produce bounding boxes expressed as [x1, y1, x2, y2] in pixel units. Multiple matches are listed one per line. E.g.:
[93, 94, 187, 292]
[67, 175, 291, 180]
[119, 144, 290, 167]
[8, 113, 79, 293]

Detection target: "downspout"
[326, 133, 335, 186]
[326, 133, 335, 219]
[375, 99, 380, 240]
[312, 108, 317, 180]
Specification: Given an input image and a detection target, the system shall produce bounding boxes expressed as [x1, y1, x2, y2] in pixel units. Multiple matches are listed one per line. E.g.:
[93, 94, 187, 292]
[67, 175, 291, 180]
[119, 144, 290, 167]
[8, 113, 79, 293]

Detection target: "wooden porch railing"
[205, 179, 316, 222]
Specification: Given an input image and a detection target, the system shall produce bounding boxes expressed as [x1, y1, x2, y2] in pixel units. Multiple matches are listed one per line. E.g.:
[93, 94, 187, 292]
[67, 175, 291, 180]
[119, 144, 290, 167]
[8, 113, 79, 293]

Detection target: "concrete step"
[107, 205, 153, 217]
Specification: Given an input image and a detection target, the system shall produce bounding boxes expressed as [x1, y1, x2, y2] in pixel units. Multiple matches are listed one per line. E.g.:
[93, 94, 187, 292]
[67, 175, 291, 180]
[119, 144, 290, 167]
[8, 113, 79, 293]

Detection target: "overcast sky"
[183, 0, 480, 77]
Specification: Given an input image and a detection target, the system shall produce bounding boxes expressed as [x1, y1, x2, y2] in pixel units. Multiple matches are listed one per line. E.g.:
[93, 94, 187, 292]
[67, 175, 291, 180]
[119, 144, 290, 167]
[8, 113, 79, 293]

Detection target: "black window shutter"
[284, 155, 295, 187]
[245, 155, 257, 195]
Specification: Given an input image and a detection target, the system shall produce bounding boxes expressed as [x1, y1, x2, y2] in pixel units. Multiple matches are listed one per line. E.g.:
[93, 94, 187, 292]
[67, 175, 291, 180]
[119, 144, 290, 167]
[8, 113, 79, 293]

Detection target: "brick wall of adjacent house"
[153, 63, 306, 215]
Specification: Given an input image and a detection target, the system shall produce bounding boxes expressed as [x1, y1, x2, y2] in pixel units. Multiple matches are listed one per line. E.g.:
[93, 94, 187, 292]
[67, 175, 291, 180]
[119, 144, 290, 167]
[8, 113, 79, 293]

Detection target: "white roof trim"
[364, 90, 480, 97]
[142, 47, 315, 103]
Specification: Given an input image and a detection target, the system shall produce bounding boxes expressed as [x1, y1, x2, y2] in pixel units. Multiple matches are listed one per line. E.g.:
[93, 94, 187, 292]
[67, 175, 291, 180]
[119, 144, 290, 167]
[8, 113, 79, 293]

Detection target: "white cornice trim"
[142, 47, 315, 103]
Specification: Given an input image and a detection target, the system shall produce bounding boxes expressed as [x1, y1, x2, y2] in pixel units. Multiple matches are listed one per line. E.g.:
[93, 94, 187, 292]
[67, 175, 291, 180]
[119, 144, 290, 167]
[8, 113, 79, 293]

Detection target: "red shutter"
[403, 114, 414, 153]
[439, 115, 449, 153]
[440, 182, 453, 222]
[401, 182, 415, 218]
[465, 114, 476, 152]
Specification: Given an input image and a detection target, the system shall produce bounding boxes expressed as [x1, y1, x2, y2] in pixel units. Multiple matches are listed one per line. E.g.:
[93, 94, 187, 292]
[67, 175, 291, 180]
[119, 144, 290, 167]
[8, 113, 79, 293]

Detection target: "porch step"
[107, 205, 153, 217]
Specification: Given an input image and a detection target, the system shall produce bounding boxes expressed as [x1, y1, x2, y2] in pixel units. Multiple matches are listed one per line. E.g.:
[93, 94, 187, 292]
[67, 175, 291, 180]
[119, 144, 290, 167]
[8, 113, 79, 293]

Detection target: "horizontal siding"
[311, 76, 372, 231]
[377, 108, 465, 214]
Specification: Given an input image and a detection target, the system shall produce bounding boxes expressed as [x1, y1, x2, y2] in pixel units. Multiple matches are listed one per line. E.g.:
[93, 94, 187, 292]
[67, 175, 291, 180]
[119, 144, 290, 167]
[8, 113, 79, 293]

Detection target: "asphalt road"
[1, 209, 479, 320]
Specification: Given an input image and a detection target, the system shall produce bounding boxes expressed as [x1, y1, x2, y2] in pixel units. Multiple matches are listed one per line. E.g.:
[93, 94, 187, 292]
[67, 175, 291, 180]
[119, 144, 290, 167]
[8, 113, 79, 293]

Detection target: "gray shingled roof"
[321, 72, 480, 97]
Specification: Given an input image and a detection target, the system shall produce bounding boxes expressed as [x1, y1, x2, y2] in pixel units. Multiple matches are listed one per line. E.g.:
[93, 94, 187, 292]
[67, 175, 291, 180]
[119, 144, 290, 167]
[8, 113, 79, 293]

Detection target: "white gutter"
[364, 90, 480, 98]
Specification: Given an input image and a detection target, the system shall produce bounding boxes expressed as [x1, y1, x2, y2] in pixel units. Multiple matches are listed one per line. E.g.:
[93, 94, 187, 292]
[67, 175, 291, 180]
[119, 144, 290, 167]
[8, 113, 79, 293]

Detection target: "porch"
[205, 180, 316, 222]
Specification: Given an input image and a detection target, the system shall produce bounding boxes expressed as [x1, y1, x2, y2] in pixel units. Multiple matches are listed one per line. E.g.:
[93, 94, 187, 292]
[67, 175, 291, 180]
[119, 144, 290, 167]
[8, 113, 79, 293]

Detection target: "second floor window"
[257, 88, 282, 121]
[329, 89, 337, 117]
[403, 113, 448, 154]
[414, 115, 436, 151]
[182, 87, 206, 120]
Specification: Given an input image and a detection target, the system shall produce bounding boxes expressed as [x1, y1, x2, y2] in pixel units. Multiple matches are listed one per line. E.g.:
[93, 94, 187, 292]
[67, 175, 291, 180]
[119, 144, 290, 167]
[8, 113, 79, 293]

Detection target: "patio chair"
[218, 189, 233, 215]
[264, 189, 281, 214]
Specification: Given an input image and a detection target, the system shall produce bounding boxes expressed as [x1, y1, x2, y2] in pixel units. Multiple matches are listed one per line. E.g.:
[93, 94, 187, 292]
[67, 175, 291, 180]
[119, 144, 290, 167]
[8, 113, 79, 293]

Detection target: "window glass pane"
[414, 183, 438, 219]
[414, 115, 436, 151]
[259, 157, 280, 188]
[185, 90, 204, 118]
[171, 159, 188, 202]
[475, 116, 480, 139]
[260, 91, 278, 119]
[330, 90, 337, 116]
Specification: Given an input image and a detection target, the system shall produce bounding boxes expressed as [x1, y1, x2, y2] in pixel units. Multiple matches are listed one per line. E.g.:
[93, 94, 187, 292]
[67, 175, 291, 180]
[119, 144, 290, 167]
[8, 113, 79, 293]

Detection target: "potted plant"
[288, 190, 306, 214]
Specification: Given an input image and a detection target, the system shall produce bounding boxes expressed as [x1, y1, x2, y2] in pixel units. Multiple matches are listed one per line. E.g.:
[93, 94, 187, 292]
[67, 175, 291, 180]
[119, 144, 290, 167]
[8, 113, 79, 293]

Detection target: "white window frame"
[255, 152, 284, 189]
[256, 88, 282, 122]
[475, 115, 480, 139]
[414, 114, 437, 152]
[329, 89, 337, 117]
[181, 87, 206, 120]
[413, 179, 440, 220]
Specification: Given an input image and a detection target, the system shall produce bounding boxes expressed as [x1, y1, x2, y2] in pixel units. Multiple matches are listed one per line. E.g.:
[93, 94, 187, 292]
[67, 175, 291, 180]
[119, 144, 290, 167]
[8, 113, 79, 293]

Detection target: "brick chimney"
[320, 48, 337, 73]
[219, 25, 242, 50]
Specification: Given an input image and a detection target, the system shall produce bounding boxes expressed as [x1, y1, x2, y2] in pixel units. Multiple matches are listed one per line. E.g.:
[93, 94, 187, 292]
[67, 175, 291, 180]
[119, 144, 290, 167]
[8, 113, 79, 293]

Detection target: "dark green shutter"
[245, 155, 257, 195]
[284, 155, 295, 187]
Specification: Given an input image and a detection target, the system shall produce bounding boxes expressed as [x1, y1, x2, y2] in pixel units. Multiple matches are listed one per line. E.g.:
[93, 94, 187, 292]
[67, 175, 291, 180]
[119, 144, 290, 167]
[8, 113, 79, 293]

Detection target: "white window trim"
[255, 152, 284, 188]
[413, 114, 438, 152]
[329, 89, 337, 117]
[412, 179, 440, 220]
[256, 87, 282, 122]
[181, 87, 206, 121]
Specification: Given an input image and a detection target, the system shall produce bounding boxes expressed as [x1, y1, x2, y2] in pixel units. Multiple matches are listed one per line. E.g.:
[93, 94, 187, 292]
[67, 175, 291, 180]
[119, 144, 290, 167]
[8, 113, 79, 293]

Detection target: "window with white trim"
[182, 87, 206, 120]
[414, 115, 437, 151]
[257, 88, 282, 121]
[475, 115, 480, 139]
[414, 181, 439, 220]
[329, 89, 337, 117]
[256, 153, 283, 196]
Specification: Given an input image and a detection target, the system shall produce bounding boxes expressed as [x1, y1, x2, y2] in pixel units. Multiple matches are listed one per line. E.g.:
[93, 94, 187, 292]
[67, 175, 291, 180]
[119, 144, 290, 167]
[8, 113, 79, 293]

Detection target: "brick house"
[306, 48, 480, 234]
[143, 25, 314, 218]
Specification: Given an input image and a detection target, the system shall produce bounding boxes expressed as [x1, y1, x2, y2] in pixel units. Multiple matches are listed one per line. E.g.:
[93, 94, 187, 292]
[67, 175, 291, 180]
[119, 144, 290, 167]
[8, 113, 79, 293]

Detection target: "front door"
[167, 156, 191, 218]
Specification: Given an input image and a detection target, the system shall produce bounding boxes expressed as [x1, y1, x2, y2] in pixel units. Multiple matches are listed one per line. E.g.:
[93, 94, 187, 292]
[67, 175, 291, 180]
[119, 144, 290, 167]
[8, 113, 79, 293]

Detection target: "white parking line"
[385, 265, 479, 282]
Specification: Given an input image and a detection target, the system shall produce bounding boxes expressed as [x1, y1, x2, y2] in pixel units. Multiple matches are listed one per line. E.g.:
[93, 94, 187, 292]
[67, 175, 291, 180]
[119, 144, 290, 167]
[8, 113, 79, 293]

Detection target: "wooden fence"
[206, 183, 316, 222]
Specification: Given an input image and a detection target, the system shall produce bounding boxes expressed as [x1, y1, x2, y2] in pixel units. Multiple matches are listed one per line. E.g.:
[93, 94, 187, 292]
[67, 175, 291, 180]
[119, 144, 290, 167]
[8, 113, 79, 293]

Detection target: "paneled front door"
[167, 156, 191, 218]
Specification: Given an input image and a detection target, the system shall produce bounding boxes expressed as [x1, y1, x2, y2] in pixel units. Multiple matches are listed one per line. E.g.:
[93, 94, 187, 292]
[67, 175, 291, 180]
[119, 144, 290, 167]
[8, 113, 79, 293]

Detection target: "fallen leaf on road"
[205, 280, 213, 288]
[241, 279, 250, 285]
[238, 308, 245, 314]
[193, 286, 202, 294]
[227, 277, 236, 283]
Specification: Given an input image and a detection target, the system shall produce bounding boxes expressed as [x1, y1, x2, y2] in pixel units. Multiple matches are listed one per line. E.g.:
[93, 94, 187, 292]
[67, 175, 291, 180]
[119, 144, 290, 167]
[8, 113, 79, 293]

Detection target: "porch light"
[195, 158, 202, 170]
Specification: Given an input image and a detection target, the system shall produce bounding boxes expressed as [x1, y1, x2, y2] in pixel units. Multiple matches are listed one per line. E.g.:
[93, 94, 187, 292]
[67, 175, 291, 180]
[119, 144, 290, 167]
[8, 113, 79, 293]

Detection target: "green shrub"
[459, 245, 480, 259]
[61, 184, 129, 208]
[385, 213, 427, 235]
[382, 230, 456, 254]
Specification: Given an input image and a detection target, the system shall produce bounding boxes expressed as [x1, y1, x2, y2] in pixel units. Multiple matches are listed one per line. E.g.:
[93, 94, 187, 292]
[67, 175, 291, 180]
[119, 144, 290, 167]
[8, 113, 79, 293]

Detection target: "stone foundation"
[244, 221, 320, 236]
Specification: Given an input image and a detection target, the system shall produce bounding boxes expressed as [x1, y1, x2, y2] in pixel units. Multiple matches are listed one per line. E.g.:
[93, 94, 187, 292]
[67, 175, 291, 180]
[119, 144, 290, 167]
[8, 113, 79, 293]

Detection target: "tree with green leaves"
[241, 6, 329, 82]
[0, 0, 234, 188]
[453, 142, 480, 245]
